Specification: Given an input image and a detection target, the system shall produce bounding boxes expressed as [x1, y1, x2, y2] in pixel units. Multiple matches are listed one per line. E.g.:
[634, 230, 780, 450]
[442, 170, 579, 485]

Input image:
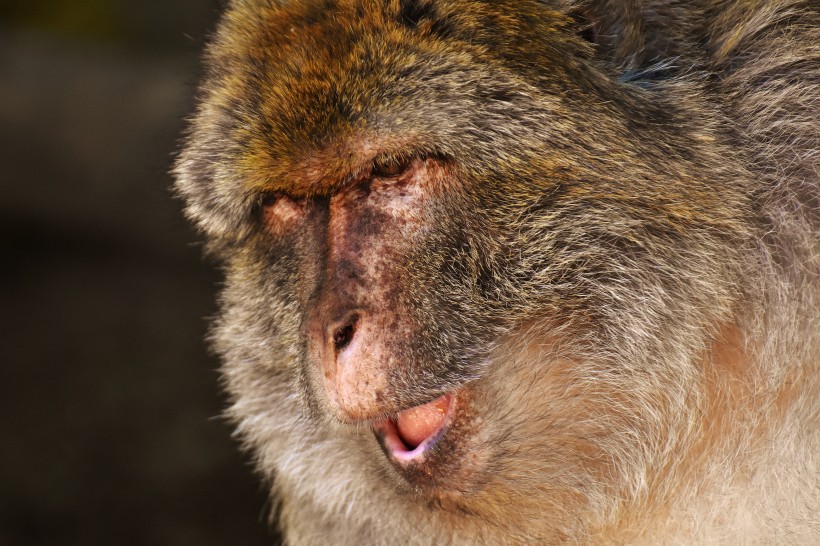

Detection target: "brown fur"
[176, 0, 819, 543]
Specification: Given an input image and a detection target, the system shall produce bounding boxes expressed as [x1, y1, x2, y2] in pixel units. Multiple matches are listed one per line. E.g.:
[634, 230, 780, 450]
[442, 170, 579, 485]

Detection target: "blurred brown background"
[0, 1, 278, 544]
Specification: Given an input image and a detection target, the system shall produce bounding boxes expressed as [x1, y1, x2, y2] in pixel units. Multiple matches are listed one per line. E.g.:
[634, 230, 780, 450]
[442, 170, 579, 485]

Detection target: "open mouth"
[374, 393, 455, 463]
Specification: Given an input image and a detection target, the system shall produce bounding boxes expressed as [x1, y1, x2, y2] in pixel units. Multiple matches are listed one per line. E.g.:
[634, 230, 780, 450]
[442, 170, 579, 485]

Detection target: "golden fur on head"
[176, 0, 819, 543]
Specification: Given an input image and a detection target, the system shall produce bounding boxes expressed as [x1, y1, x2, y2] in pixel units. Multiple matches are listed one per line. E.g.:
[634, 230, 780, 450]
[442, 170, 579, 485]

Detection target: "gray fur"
[175, 0, 819, 543]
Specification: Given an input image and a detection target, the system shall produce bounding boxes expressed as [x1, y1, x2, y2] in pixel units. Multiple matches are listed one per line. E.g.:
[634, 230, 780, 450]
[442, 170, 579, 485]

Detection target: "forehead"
[201, 0, 577, 195]
[208, 0, 475, 194]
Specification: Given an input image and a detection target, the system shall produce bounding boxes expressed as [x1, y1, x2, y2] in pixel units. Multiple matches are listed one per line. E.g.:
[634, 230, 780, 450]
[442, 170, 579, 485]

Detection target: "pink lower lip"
[375, 393, 454, 462]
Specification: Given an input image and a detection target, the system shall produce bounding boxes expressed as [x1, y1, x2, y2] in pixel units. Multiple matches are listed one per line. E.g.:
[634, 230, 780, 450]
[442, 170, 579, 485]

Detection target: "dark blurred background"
[0, 1, 278, 544]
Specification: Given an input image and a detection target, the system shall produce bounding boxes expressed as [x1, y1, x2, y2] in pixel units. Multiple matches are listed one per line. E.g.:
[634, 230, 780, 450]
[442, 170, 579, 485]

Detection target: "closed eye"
[372, 156, 410, 178]
[260, 191, 306, 232]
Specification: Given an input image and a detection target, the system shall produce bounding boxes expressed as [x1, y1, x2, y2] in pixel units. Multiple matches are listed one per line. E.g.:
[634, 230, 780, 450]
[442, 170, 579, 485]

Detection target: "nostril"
[331, 313, 359, 352]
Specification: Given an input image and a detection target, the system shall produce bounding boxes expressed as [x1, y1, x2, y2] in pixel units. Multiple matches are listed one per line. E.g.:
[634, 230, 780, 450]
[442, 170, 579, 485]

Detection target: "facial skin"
[176, 0, 819, 543]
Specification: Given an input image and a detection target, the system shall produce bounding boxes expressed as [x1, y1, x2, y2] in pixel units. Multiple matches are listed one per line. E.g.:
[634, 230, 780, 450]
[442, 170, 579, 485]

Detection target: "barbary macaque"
[175, 0, 819, 543]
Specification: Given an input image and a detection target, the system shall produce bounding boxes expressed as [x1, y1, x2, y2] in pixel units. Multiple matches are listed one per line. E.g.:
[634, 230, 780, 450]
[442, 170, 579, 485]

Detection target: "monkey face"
[176, 0, 760, 539]
[260, 152, 507, 491]
[288, 157, 475, 422]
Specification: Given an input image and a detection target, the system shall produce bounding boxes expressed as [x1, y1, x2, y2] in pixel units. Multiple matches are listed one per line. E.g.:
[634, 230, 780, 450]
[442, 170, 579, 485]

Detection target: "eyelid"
[372, 156, 410, 178]
[259, 191, 279, 208]
[260, 191, 307, 231]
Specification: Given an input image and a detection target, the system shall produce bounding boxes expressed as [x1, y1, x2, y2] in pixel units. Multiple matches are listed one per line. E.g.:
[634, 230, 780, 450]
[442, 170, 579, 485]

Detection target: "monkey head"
[174, 0, 816, 542]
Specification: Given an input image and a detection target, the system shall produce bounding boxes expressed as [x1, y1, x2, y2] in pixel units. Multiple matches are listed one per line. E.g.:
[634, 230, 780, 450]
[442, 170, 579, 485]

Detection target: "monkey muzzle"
[373, 393, 454, 463]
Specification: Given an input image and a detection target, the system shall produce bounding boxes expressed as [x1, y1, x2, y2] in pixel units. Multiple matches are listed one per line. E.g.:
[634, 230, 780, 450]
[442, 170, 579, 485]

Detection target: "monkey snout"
[308, 310, 393, 422]
[330, 312, 359, 353]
